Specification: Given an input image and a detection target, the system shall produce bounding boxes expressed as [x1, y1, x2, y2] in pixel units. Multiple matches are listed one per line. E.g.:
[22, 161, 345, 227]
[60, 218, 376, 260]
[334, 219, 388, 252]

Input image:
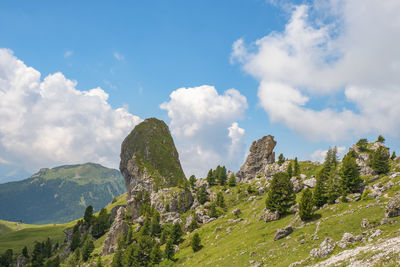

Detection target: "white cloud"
[64, 50, 73, 58]
[160, 85, 248, 177]
[0, 48, 141, 173]
[113, 52, 124, 61]
[232, 1, 400, 142]
[311, 146, 346, 163]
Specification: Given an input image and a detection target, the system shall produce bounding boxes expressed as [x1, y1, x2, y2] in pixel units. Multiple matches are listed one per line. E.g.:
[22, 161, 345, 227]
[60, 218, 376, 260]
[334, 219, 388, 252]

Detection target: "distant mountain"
[0, 163, 126, 224]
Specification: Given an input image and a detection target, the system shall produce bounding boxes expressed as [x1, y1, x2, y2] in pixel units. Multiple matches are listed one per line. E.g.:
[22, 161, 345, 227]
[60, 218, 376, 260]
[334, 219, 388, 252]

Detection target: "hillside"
[0, 163, 126, 224]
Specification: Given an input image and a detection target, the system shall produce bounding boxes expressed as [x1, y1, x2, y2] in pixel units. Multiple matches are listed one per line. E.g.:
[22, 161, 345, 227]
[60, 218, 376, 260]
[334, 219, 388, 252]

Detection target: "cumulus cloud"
[310, 146, 346, 163]
[232, 1, 400, 142]
[0, 48, 141, 173]
[160, 85, 247, 177]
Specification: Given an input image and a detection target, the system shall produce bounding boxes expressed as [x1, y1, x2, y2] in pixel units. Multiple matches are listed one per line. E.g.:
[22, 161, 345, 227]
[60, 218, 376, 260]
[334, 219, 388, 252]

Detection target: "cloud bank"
[0, 48, 141, 173]
[232, 0, 400, 142]
[160, 85, 248, 177]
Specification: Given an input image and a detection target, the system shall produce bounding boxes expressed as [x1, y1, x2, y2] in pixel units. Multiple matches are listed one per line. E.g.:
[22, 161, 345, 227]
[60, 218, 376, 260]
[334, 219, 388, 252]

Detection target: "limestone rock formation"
[349, 141, 389, 176]
[236, 135, 277, 181]
[386, 194, 400, 218]
[274, 226, 293, 240]
[119, 118, 191, 220]
[259, 208, 280, 222]
[310, 237, 336, 258]
[102, 206, 128, 255]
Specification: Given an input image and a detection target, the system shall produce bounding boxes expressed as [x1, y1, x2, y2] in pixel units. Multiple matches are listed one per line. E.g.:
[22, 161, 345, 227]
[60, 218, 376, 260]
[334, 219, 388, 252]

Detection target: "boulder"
[102, 206, 129, 255]
[310, 237, 335, 258]
[291, 176, 303, 193]
[161, 212, 180, 224]
[274, 226, 293, 241]
[232, 208, 241, 216]
[386, 194, 400, 218]
[236, 135, 277, 181]
[259, 209, 280, 222]
[361, 218, 370, 228]
[17, 255, 28, 267]
[337, 233, 357, 248]
[303, 178, 317, 188]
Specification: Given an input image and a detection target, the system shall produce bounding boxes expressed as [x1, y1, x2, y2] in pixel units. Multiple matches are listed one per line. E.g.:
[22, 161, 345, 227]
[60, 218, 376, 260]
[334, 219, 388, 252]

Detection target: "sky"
[1, 0, 400, 182]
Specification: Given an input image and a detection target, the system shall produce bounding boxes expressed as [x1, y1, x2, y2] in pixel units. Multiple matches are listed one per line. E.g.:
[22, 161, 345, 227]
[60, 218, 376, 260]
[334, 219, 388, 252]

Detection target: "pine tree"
[160, 226, 169, 245]
[151, 211, 161, 237]
[197, 185, 209, 204]
[326, 164, 340, 204]
[84, 205, 94, 225]
[216, 192, 225, 208]
[370, 146, 390, 174]
[392, 151, 397, 160]
[43, 237, 52, 258]
[171, 223, 183, 245]
[219, 166, 227, 185]
[209, 203, 218, 218]
[70, 231, 81, 251]
[140, 218, 151, 236]
[294, 157, 300, 177]
[287, 163, 293, 178]
[188, 213, 199, 232]
[189, 175, 196, 188]
[206, 169, 215, 186]
[82, 238, 94, 261]
[126, 226, 133, 245]
[278, 153, 285, 166]
[299, 188, 313, 221]
[191, 233, 202, 252]
[341, 152, 362, 195]
[377, 135, 385, 143]
[22, 246, 28, 258]
[150, 242, 163, 265]
[228, 173, 236, 187]
[356, 138, 368, 152]
[313, 169, 327, 207]
[164, 239, 175, 261]
[265, 172, 296, 214]
[31, 242, 44, 267]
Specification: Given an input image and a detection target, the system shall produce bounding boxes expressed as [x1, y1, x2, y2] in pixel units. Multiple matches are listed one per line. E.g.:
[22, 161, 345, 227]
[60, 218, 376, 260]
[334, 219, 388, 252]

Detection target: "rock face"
[102, 206, 128, 255]
[386, 194, 400, 218]
[119, 118, 191, 220]
[236, 135, 277, 181]
[349, 142, 389, 176]
[120, 118, 186, 200]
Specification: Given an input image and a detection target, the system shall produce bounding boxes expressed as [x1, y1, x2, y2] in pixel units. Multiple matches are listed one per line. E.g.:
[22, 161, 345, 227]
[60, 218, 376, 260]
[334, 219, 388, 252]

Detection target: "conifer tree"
[287, 163, 293, 178]
[278, 153, 285, 166]
[164, 239, 175, 260]
[209, 203, 218, 218]
[150, 243, 163, 265]
[341, 152, 362, 195]
[151, 211, 161, 237]
[96, 256, 103, 267]
[140, 218, 151, 236]
[189, 175, 196, 188]
[377, 135, 385, 143]
[82, 238, 94, 261]
[326, 164, 340, 204]
[171, 223, 183, 245]
[188, 213, 199, 232]
[391, 151, 397, 160]
[228, 173, 236, 187]
[197, 185, 209, 205]
[356, 138, 368, 152]
[70, 231, 81, 251]
[22, 246, 28, 258]
[191, 233, 202, 252]
[299, 188, 313, 221]
[265, 172, 296, 214]
[126, 226, 133, 245]
[206, 169, 215, 186]
[294, 157, 300, 177]
[84, 205, 94, 225]
[313, 169, 327, 207]
[370, 146, 390, 174]
[216, 192, 225, 208]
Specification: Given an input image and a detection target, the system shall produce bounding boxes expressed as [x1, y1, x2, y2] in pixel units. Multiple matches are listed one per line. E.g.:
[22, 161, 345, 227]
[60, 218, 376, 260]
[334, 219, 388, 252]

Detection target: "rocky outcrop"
[386, 194, 400, 218]
[119, 118, 191, 220]
[349, 142, 389, 176]
[310, 237, 336, 258]
[236, 135, 277, 181]
[102, 206, 129, 255]
[151, 188, 193, 214]
[274, 226, 293, 240]
[264, 161, 290, 179]
[259, 209, 280, 222]
[16, 255, 27, 267]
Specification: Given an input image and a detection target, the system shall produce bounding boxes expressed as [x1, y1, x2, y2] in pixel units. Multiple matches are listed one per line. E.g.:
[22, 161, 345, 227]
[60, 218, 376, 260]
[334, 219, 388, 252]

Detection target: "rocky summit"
[120, 118, 186, 200]
[236, 135, 276, 181]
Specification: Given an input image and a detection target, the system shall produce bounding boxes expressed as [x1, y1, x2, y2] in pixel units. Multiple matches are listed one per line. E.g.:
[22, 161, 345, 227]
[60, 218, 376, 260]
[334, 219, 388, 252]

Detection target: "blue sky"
[1, 0, 399, 182]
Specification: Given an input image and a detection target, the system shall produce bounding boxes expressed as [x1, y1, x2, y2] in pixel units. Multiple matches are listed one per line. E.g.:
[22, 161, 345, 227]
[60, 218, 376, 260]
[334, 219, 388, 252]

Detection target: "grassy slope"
[0, 193, 127, 254]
